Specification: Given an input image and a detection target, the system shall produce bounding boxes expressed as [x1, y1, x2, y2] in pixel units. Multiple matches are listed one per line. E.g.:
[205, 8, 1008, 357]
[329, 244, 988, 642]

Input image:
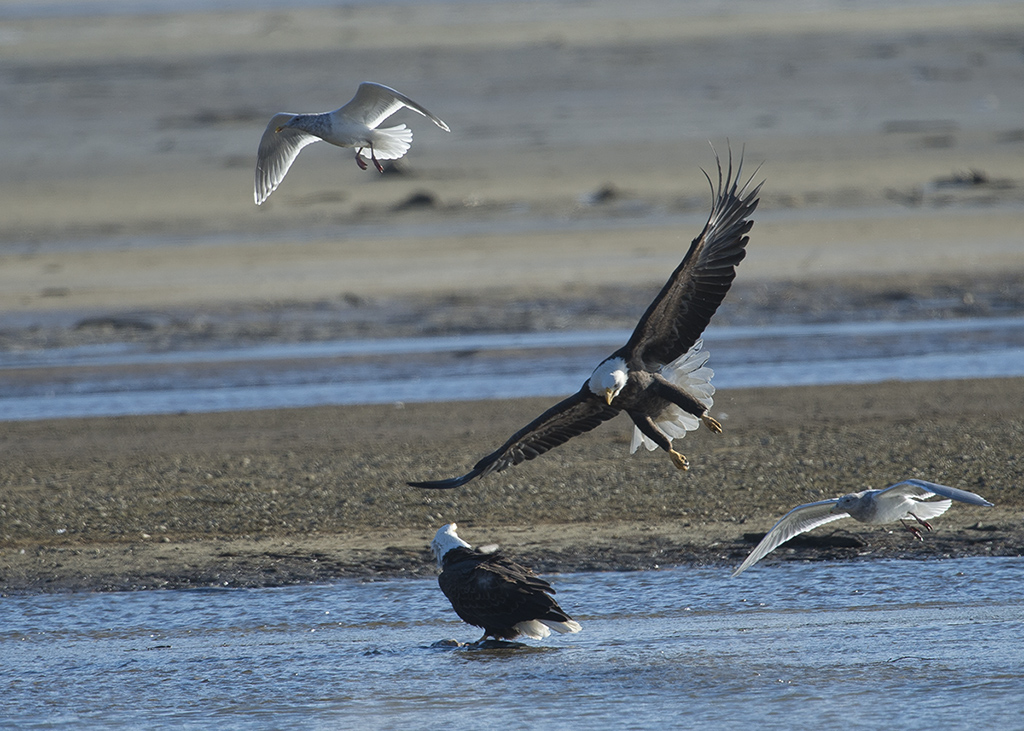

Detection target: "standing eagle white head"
[431, 522, 472, 568]
[431, 523, 582, 643]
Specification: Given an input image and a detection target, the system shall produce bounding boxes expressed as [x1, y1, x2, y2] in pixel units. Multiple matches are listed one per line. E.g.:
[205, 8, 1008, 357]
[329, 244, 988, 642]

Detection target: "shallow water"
[2, 557, 1022, 730]
[1, 316, 1022, 421]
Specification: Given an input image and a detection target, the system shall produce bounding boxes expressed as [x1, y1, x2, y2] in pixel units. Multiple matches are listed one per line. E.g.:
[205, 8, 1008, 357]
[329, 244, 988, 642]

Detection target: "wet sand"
[2, 376, 1021, 593]
[1, 1, 1023, 592]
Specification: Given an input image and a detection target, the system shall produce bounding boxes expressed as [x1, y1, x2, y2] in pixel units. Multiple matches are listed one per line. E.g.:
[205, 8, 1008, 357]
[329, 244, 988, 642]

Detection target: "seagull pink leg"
[370, 147, 385, 173]
[910, 512, 934, 531]
[355, 150, 368, 170]
[899, 518, 925, 541]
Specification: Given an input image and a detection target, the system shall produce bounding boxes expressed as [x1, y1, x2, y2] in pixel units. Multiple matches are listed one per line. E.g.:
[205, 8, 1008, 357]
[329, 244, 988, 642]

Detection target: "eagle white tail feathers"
[631, 340, 715, 453]
[543, 618, 583, 634]
[514, 618, 583, 639]
[362, 124, 413, 161]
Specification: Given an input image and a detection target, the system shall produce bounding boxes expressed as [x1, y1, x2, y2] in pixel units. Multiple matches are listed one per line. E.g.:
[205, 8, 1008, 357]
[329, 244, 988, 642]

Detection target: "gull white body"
[732, 478, 994, 577]
[254, 81, 449, 205]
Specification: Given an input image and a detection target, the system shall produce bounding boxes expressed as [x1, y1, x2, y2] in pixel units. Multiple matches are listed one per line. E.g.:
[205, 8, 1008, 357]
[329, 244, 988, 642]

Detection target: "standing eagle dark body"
[410, 149, 762, 490]
[431, 523, 582, 643]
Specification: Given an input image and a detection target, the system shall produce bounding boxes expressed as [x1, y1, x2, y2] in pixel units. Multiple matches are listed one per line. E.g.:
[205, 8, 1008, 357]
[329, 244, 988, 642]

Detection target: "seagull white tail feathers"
[360, 124, 413, 161]
[905, 498, 952, 521]
[631, 340, 715, 453]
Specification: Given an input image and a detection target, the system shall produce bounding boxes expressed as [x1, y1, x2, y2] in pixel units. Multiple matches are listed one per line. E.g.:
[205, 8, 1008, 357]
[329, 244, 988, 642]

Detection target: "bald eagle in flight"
[431, 523, 582, 643]
[410, 149, 762, 490]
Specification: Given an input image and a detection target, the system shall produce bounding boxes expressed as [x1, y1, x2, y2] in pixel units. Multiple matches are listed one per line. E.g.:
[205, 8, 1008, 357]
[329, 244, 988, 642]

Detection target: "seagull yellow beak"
[274, 126, 284, 133]
[604, 388, 616, 405]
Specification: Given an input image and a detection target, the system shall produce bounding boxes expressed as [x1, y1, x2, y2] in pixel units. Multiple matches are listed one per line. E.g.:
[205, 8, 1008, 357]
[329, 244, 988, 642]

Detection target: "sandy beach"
[1, 0, 1023, 593]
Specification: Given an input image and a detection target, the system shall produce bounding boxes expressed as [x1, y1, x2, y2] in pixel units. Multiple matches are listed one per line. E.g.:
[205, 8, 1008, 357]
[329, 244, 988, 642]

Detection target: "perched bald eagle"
[410, 149, 762, 490]
[431, 523, 582, 643]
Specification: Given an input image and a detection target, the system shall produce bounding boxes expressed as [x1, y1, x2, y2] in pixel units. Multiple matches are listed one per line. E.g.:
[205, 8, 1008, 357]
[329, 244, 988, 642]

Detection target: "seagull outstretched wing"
[340, 82, 450, 131]
[880, 479, 994, 506]
[254, 114, 321, 205]
[732, 499, 847, 577]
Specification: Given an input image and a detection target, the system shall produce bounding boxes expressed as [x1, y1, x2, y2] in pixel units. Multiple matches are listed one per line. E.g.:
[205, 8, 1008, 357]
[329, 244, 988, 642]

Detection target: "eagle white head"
[431, 523, 472, 567]
[588, 357, 628, 405]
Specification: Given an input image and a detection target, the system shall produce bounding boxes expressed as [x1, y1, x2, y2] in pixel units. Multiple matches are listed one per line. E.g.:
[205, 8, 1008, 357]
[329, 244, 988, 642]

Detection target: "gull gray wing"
[882, 479, 994, 506]
[409, 388, 619, 489]
[339, 82, 450, 131]
[732, 499, 846, 577]
[254, 113, 321, 205]
[620, 148, 761, 368]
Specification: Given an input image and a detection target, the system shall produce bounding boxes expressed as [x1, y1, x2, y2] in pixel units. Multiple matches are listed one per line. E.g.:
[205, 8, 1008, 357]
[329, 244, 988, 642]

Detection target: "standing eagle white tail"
[431, 523, 582, 643]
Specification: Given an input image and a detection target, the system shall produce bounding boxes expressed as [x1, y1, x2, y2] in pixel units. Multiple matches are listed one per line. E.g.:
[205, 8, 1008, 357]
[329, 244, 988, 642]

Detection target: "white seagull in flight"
[254, 81, 450, 205]
[732, 478, 993, 577]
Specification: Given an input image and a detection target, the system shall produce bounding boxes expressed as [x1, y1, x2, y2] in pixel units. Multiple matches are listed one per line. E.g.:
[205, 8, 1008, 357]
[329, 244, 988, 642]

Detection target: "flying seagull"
[254, 81, 450, 205]
[732, 478, 994, 577]
[431, 523, 582, 643]
[409, 149, 761, 489]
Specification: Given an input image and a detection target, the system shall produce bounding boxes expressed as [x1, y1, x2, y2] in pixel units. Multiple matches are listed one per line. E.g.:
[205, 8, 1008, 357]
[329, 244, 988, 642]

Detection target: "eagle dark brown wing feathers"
[438, 549, 573, 640]
[408, 388, 619, 489]
[620, 150, 762, 369]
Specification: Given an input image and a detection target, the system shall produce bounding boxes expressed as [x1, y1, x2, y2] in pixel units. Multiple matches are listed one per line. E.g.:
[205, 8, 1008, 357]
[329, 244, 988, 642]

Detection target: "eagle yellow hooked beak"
[604, 389, 616, 405]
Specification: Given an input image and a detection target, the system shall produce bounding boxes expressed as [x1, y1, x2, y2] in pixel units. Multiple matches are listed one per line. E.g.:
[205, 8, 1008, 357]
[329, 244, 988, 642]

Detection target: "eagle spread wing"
[409, 388, 619, 489]
[622, 148, 762, 369]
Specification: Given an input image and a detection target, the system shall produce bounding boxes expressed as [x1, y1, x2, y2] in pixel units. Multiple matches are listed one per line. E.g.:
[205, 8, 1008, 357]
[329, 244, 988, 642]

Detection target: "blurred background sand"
[1, 0, 1023, 316]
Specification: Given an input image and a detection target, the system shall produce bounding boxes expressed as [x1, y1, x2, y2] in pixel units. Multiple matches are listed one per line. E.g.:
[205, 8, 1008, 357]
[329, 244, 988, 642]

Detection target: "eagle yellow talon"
[702, 414, 722, 433]
[669, 449, 690, 471]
